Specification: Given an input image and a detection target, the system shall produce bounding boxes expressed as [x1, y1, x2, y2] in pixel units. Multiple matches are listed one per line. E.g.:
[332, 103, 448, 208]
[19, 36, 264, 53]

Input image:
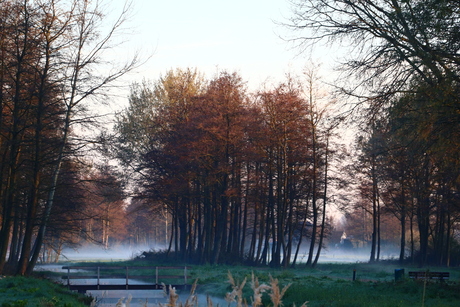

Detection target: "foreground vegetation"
[0, 276, 92, 307]
[30, 259, 460, 307]
[185, 262, 460, 307]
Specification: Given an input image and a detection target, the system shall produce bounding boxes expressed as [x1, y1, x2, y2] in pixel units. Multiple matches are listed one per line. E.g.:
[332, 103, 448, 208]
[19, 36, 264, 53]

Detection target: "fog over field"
[59, 244, 157, 262]
[58, 243, 399, 264]
[43, 244, 401, 306]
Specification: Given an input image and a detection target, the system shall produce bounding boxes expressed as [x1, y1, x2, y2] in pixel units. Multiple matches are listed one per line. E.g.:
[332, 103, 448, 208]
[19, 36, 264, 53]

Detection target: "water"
[88, 290, 227, 307]
[35, 264, 227, 307]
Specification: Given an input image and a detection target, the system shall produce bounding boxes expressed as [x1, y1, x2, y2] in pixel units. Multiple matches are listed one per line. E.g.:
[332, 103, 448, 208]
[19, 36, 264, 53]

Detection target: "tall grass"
[155, 264, 459, 307]
[0, 276, 92, 306]
[148, 272, 308, 307]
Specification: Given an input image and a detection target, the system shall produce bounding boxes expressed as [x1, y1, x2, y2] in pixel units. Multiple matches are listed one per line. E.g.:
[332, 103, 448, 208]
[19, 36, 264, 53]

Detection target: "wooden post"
[97, 267, 100, 290]
[184, 266, 187, 285]
[156, 266, 159, 285]
[67, 267, 70, 287]
[126, 266, 129, 289]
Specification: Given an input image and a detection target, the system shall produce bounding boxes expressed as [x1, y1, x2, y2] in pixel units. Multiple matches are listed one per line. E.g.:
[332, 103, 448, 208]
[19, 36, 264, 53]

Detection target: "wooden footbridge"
[62, 265, 191, 293]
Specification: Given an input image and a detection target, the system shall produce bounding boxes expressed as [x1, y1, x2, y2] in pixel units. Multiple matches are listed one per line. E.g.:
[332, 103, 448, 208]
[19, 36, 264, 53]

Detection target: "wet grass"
[178, 263, 460, 306]
[35, 260, 460, 306]
[0, 276, 92, 307]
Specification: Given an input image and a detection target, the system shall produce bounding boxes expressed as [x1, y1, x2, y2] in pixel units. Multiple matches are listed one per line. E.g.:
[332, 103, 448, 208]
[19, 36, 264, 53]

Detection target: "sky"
[95, 0, 348, 219]
[110, 0, 336, 95]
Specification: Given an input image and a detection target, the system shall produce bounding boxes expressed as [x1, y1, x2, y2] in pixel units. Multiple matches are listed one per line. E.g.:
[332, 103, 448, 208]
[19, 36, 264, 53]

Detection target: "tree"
[0, 0, 139, 275]
[300, 65, 338, 267]
[288, 0, 460, 100]
[25, 0, 139, 275]
[257, 80, 313, 267]
[289, 0, 460, 266]
[115, 68, 206, 261]
[41, 159, 91, 263]
[0, 0, 66, 274]
[114, 69, 343, 266]
[80, 167, 127, 249]
[384, 81, 460, 266]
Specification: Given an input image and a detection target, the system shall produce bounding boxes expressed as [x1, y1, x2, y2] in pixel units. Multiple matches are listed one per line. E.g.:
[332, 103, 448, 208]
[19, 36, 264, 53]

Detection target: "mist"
[57, 243, 399, 264]
[59, 244, 159, 262]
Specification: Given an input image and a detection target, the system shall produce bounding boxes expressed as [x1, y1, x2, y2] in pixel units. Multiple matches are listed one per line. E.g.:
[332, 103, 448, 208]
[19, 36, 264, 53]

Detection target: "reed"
[268, 274, 291, 307]
[156, 272, 308, 307]
[225, 271, 247, 306]
[250, 272, 270, 307]
[115, 294, 132, 307]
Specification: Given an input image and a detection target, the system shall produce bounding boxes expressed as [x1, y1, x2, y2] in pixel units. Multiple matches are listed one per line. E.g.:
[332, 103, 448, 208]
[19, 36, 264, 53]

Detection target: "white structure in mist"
[340, 231, 347, 243]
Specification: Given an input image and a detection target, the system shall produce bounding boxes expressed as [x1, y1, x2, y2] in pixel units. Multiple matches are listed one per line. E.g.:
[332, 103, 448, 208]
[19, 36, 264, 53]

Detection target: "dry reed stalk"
[268, 275, 291, 307]
[159, 285, 179, 307]
[206, 294, 213, 307]
[250, 272, 270, 307]
[114, 272, 308, 307]
[225, 271, 247, 307]
[184, 279, 199, 307]
[115, 294, 132, 307]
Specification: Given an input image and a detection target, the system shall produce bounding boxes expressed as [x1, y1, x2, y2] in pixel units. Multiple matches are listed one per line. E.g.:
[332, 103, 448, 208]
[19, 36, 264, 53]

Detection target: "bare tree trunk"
[291, 200, 309, 268]
[27, 108, 70, 274]
[370, 148, 378, 262]
[399, 175, 406, 263]
[26, 0, 138, 274]
[313, 133, 330, 267]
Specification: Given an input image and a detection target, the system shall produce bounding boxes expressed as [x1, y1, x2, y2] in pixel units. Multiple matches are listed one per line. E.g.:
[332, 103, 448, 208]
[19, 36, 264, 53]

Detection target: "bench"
[408, 271, 449, 281]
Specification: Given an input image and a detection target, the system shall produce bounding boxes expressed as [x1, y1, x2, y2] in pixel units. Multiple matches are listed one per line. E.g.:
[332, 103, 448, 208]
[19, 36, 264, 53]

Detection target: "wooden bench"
[408, 271, 449, 281]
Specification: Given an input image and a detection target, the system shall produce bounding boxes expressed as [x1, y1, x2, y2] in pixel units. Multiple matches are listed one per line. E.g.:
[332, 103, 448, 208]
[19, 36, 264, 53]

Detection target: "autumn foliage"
[115, 69, 334, 267]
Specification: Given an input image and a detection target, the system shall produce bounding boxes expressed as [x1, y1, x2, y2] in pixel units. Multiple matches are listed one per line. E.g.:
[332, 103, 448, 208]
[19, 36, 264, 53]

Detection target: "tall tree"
[0, 0, 139, 275]
[288, 0, 460, 99]
[25, 0, 139, 275]
[289, 0, 460, 266]
[115, 70, 342, 266]
[257, 80, 313, 267]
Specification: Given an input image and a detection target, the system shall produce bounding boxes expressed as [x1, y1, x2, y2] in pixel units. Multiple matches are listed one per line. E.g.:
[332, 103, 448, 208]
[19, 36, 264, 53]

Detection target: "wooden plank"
[62, 265, 190, 270]
[68, 283, 191, 293]
[62, 274, 127, 279]
[408, 271, 449, 280]
[62, 265, 191, 292]
[72, 275, 185, 279]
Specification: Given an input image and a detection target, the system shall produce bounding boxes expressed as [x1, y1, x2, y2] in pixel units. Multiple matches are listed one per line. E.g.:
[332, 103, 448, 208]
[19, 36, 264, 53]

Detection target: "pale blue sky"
[115, 0, 334, 90]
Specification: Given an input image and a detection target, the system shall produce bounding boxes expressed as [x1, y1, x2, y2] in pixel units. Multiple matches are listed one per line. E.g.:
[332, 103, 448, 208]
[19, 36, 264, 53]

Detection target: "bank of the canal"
[0, 275, 92, 306]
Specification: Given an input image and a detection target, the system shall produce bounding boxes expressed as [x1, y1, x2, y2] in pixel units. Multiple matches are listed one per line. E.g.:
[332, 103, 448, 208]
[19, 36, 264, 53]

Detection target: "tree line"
[115, 0, 460, 267]
[2, 0, 460, 275]
[114, 68, 337, 267]
[0, 0, 137, 275]
[288, 0, 460, 266]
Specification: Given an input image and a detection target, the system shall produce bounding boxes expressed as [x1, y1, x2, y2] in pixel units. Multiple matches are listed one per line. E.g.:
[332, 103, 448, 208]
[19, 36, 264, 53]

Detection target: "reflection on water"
[88, 289, 164, 307]
[88, 290, 227, 307]
[35, 264, 226, 307]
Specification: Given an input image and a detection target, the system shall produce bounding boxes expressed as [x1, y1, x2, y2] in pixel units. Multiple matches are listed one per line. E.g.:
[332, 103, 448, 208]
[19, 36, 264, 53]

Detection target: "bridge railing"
[61, 265, 191, 292]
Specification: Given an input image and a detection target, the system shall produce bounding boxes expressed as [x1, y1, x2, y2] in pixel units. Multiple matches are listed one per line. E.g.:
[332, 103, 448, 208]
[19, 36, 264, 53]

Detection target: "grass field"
[182, 262, 460, 306]
[0, 275, 92, 307]
[4, 261, 460, 306]
[55, 260, 460, 306]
